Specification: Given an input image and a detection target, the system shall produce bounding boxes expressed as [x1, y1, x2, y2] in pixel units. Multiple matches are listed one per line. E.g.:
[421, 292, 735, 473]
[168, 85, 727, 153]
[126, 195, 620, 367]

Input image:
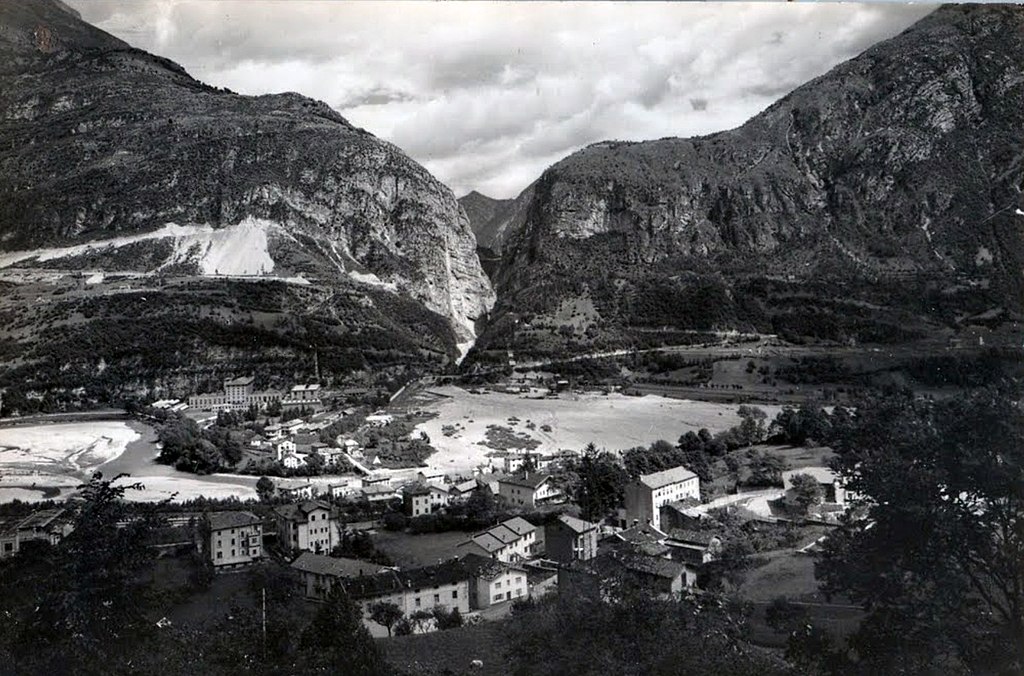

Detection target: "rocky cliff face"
[474, 4, 1024, 359]
[0, 0, 493, 343]
[0, 0, 494, 402]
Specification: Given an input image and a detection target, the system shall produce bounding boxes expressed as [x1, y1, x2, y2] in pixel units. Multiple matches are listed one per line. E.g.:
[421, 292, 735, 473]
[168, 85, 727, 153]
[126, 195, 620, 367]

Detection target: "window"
[493, 594, 502, 603]
[217, 552, 223, 559]
[495, 581, 502, 589]
[231, 538, 236, 546]
[231, 549, 235, 557]
[434, 594, 440, 603]
[415, 598, 421, 608]
[452, 590, 458, 599]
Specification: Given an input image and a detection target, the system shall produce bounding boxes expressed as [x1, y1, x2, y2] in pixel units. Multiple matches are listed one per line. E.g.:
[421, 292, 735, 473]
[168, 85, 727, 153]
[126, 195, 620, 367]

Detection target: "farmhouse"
[624, 465, 700, 531]
[417, 468, 449, 484]
[457, 517, 537, 563]
[273, 500, 340, 554]
[497, 472, 562, 508]
[545, 514, 599, 564]
[203, 511, 263, 569]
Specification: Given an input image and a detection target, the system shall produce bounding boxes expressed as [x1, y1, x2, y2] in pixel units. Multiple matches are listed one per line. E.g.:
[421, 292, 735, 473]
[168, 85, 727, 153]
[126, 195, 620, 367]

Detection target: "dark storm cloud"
[68, 1, 933, 198]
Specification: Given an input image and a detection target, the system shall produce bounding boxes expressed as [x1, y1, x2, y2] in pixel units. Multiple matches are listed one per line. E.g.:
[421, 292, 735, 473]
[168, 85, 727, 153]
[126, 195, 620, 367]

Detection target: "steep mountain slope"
[0, 0, 494, 403]
[472, 4, 1024, 362]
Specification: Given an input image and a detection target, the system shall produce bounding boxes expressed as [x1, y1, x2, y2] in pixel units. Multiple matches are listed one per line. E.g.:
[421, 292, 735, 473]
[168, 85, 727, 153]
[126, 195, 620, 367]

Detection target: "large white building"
[623, 465, 700, 531]
[188, 378, 323, 412]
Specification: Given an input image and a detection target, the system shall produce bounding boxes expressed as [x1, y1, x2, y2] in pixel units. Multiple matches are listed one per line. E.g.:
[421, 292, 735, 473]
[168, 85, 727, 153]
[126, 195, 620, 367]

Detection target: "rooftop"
[207, 511, 262, 531]
[273, 500, 334, 522]
[553, 514, 597, 534]
[343, 559, 469, 599]
[498, 472, 552, 489]
[638, 465, 697, 489]
[290, 552, 386, 578]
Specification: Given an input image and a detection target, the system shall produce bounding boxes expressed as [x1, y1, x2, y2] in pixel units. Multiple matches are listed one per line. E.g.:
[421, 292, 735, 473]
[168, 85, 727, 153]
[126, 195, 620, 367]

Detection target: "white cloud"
[69, 1, 932, 198]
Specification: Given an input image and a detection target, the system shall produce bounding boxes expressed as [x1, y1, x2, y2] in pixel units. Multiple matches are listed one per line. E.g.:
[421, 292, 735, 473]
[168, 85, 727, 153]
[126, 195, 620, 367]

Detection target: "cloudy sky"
[69, 1, 933, 199]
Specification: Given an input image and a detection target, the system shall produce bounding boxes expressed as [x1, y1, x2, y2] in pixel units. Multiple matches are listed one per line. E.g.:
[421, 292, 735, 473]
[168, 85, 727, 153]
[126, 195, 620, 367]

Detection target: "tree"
[256, 476, 276, 503]
[817, 385, 1024, 674]
[564, 447, 628, 522]
[746, 450, 786, 487]
[0, 473, 168, 674]
[432, 606, 463, 630]
[788, 473, 823, 512]
[367, 601, 404, 637]
[409, 609, 435, 634]
[506, 573, 789, 676]
[736, 405, 767, 446]
[298, 584, 387, 675]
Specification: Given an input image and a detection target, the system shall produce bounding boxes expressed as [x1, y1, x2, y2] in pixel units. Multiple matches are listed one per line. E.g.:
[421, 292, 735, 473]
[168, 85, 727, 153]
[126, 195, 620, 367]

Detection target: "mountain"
[0, 0, 494, 405]
[470, 4, 1024, 362]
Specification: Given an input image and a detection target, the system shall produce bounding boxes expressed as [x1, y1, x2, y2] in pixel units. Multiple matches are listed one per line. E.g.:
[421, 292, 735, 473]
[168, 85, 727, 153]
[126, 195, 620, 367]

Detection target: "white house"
[282, 452, 308, 469]
[497, 472, 562, 508]
[457, 517, 537, 563]
[404, 483, 452, 517]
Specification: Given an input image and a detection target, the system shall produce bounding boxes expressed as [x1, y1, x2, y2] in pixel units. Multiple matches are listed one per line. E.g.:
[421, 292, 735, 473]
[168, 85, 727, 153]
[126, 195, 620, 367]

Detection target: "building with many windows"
[204, 511, 263, 569]
[497, 472, 562, 508]
[273, 500, 339, 554]
[459, 553, 530, 608]
[623, 465, 700, 531]
[457, 517, 537, 563]
[403, 483, 451, 516]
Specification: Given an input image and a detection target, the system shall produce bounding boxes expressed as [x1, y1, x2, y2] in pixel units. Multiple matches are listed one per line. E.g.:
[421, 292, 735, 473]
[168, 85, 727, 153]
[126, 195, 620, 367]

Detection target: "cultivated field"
[412, 386, 783, 474]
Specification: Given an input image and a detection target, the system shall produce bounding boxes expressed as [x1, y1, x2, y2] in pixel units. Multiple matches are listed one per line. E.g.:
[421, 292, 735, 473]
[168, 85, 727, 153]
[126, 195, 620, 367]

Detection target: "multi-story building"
[497, 472, 563, 508]
[204, 511, 263, 569]
[623, 465, 700, 531]
[343, 560, 472, 619]
[404, 483, 451, 517]
[273, 500, 339, 554]
[545, 514, 599, 564]
[188, 377, 282, 412]
[457, 517, 536, 563]
[459, 553, 530, 608]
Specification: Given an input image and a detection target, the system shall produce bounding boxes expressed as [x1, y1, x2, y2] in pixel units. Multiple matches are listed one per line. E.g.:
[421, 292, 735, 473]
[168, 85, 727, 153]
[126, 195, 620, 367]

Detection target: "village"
[1, 368, 862, 663]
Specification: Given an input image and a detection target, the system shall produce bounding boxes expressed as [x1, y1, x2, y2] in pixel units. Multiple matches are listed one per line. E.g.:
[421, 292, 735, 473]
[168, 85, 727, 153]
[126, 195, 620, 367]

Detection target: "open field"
[373, 529, 470, 568]
[411, 386, 783, 474]
[379, 618, 513, 675]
